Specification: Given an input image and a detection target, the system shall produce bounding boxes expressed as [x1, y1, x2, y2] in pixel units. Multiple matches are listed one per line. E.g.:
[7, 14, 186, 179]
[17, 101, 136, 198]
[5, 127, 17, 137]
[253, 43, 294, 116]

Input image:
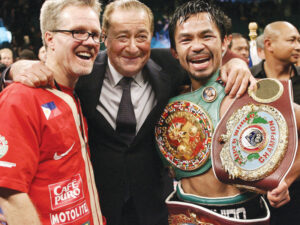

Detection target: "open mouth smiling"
[76, 51, 93, 60]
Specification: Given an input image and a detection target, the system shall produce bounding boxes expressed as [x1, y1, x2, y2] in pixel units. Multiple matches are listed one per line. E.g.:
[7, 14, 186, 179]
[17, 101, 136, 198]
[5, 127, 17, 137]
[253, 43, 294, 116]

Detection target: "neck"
[190, 70, 219, 91]
[264, 58, 294, 80]
[191, 79, 208, 92]
[45, 60, 78, 89]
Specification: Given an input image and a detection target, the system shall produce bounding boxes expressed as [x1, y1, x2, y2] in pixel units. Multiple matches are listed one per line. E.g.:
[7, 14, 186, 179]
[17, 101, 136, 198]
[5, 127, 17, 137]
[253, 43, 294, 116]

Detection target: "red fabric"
[222, 49, 248, 66]
[0, 83, 102, 225]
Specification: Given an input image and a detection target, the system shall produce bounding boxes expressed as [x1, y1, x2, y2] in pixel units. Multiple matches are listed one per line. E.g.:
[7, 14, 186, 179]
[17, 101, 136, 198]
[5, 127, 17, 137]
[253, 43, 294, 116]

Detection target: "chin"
[74, 67, 93, 76]
[189, 72, 212, 81]
[122, 68, 141, 76]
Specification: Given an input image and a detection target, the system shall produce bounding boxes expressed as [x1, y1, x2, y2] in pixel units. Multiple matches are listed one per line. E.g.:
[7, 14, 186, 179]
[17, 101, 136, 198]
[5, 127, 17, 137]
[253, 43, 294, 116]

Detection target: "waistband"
[176, 181, 258, 206]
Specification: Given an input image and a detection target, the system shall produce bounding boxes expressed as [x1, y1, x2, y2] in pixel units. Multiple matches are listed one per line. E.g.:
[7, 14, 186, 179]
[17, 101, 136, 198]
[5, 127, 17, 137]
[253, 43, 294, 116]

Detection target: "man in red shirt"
[0, 0, 105, 224]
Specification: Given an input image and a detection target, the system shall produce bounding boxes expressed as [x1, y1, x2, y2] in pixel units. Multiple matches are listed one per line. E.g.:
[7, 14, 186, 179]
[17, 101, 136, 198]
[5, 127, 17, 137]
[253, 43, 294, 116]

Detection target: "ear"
[171, 48, 178, 59]
[221, 39, 227, 53]
[264, 39, 272, 52]
[223, 34, 232, 48]
[45, 31, 55, 50]
[102, 29, 108, 48]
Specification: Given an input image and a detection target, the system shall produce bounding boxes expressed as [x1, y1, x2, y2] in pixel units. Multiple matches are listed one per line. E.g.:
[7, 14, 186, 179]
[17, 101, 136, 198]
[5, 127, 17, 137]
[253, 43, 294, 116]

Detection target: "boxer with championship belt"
[155, 1, 294, 224]
[212, 78, 298, 192]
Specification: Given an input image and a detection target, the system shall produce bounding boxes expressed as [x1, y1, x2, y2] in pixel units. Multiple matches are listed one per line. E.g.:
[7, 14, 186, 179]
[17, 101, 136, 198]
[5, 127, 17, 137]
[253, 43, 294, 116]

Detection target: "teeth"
[76, 52, 92, 59]
[191, 58, 208, 63]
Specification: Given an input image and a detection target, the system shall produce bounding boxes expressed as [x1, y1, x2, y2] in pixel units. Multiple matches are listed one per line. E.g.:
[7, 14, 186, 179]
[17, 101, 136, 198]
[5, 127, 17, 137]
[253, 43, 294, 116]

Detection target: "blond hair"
[102, 0, 154, 34]
[40, 0, 102, 47]
[0, 48, 13, 57]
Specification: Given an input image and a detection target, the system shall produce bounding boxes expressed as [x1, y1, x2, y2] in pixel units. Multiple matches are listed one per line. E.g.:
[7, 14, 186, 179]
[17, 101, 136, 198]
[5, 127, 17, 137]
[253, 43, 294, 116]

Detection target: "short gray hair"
[256, 34, 264, 50]
[102, 0, 154, 34]
[40, 0, 101, 47]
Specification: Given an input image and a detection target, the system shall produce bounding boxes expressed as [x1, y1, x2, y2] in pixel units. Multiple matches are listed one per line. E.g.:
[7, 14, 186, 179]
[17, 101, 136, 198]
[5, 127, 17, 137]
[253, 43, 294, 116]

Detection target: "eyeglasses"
[51, 29, 104, 43]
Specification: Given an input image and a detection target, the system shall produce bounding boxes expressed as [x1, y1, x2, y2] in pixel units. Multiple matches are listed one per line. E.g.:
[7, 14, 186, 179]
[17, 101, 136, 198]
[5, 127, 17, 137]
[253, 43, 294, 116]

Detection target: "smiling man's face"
[104, 8, 152, 77]
[47, 5, 101, 79]
[172, 12, 224, 86]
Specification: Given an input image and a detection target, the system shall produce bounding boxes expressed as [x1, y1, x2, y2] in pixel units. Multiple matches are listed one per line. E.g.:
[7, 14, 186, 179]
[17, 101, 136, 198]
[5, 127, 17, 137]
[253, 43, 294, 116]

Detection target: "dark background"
[0, 0, 299, 56]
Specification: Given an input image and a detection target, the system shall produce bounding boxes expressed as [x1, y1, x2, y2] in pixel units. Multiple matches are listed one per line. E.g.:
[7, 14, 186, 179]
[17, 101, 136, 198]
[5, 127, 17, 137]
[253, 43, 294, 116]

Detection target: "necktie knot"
[119, 77, 133, 90]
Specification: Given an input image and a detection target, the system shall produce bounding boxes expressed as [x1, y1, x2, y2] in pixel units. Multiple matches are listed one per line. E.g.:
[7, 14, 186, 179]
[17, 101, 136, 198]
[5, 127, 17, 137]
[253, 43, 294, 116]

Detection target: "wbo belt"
[212, 78, 298, 192]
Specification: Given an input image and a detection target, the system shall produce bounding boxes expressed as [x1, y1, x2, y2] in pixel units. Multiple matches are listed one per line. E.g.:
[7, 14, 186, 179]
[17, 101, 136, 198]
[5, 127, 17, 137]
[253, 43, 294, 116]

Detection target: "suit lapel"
[79, 54, 173, 145]
[134, 59, 172, 142]
[77, 51, 117, 135]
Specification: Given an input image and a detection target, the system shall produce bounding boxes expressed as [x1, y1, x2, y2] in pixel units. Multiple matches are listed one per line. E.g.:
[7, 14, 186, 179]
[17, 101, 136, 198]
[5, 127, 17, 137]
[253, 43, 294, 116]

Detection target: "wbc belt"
[212, 78, 298, 191]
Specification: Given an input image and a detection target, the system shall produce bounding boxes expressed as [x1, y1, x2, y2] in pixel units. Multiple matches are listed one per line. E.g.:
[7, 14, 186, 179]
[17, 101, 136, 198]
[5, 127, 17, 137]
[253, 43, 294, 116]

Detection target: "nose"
[241, 49, 249, 58]
[126, 38, 139, 54]
[83, 34, 99, 46]
[191, 39, 205, 52]
[295, 39, 300, 51]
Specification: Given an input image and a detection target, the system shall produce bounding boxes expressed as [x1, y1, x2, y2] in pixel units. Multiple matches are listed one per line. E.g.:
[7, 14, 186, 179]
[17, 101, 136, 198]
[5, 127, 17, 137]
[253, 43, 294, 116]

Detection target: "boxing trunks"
[167, 182, 270, 225]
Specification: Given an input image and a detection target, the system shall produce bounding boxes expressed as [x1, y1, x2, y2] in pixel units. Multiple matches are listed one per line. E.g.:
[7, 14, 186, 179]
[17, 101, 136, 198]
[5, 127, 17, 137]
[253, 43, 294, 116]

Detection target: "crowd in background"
[0, 0, 299, 66]
[0, 0, 300, 225]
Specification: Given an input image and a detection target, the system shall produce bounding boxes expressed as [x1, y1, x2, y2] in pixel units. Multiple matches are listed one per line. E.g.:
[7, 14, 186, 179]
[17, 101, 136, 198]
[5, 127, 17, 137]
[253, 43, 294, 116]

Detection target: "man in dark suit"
[74, 2, 185, 224]
[1, 1, 254, 224]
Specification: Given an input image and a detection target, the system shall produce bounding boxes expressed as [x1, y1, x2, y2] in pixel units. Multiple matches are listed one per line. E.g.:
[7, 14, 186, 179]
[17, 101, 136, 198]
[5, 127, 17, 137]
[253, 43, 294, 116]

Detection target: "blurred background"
[0, 0, 299, 60]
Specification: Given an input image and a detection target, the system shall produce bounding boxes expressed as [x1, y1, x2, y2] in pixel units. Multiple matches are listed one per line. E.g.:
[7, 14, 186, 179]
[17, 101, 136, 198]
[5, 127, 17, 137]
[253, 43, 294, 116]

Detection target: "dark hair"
[169, 0, 230, 50]
[19, 49, 37, 60]
[228, 33, 249, 49]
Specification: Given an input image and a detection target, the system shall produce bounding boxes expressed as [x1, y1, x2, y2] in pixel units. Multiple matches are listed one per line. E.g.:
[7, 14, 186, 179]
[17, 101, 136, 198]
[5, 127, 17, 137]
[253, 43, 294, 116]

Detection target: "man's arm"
[0, 188, 42, 225]
[7, 51, 255, 98]
[151, 48, 256, 98]
[267, 103, 300, 208]
[220, 58, 256, 98]
[2, 60, 54, 87]
[284, 104, 300, 186]
[267, 180, 290, 208]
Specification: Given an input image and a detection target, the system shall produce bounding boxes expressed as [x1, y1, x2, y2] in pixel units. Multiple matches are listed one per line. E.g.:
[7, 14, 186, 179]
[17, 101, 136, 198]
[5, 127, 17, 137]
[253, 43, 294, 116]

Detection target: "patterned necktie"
[116, 77, 136, 145]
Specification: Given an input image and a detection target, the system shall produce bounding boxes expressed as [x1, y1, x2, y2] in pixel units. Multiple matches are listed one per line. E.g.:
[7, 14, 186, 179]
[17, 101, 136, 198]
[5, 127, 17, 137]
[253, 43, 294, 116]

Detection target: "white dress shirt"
[97, 59, 157, 133]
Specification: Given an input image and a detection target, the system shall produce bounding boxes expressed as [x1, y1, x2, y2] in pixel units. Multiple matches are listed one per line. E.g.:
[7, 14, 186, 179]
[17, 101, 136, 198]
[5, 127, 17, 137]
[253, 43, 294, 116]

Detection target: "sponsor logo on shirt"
[50, 201, 90, 225]
[48, 174, 85, 210]
[41, 101, 61, 120]
[0, 135, 8, 159]
[53, 142, 75, 160]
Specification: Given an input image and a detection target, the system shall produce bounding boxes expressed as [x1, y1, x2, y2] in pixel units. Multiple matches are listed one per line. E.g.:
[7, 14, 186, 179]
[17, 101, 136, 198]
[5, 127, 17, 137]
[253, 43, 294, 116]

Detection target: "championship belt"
[155, 101, 214, 178]
[212, 78, 298, 191]
[166, 190, 270, 225]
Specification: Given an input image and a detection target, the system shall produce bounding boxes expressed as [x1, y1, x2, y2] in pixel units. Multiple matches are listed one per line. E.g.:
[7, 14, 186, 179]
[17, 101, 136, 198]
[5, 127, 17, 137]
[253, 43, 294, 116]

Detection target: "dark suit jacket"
[75, 48, 185, 225]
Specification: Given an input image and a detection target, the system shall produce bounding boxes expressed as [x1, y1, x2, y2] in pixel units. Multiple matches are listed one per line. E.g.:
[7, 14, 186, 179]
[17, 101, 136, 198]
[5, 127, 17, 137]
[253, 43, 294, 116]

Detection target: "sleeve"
[0, 85, 40, 193]
[150, 48, 190, 88]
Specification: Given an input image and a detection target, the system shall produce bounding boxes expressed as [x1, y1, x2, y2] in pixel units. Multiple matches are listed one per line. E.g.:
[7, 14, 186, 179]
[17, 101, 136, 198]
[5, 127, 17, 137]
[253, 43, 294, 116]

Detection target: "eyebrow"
[177, 29, 215, 38]
[69, 25, 100, 33]
[115, 28, 150, 34]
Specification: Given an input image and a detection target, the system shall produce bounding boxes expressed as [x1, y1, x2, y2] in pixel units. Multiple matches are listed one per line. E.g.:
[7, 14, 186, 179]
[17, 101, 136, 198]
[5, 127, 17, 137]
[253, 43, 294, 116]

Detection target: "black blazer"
[76, 48, 185, 225]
